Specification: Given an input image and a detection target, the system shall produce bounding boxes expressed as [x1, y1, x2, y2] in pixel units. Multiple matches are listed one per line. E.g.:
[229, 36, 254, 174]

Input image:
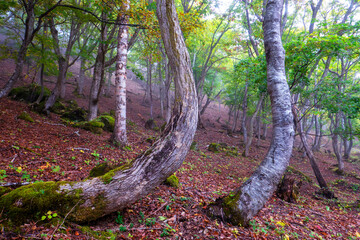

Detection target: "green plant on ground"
[91, 150, 100, 160]
[51, 165, 60, 173]
[115, 212, 124, 224]
[41, 210, 58, 221]
[0, 170, 7, 182]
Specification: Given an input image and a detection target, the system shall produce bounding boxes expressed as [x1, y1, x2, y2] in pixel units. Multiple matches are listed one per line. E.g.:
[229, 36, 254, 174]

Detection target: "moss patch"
[9, 84, 51, 103]
[17, 111, 34, 122]
[0, 181, 82, 224]
[98, 115, 115, 132]
[206, 192, 247, 226]
[89, 163, 119, 178]
[164, 174, 179, 188]
[0, 186, 11, 197]
[100, 162, 133, 184]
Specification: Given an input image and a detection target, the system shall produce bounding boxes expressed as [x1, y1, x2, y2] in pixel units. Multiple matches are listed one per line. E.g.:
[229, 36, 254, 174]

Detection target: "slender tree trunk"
[78, 57, 86, 95]
[113, 4, 130, 146]
[343, 118, 353, 160]
[241, 83, 248, 141]
[88, 18, 107, 121]
[293, 107, 335, 198]
[0, 3, 35, 98]
[244, 95, 264, 157]
[207, 0, 294, 226]
[1, 0, 198, 224]
[330, 113, 344, 172]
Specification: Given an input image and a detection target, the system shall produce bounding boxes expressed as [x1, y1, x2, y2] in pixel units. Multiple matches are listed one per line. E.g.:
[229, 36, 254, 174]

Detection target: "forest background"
[0, 0, 359, 239]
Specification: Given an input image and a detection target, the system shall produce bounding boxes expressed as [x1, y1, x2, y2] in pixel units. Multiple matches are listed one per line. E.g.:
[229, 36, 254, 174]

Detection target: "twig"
[71, 147, 90, 151]
[50, 200, 81, 240]
[0, 182, 32, 187]
[10, 154, 18, 163]
[150, 201, 169, 215]
[44, 122, 66, 127]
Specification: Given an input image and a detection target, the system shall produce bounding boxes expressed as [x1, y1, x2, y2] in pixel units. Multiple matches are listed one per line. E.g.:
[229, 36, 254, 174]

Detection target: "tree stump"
[276, 175, 302, 203]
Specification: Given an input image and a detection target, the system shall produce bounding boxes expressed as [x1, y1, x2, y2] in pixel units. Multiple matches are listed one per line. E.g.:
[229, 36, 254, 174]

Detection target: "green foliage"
[164, 174, 179, 188]
[17, 111, 34, 123]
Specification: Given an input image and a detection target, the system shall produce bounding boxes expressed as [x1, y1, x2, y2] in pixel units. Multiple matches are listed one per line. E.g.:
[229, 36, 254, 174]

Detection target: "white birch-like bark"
[208, 0, 294, 226]
[113, 1, 130, 145]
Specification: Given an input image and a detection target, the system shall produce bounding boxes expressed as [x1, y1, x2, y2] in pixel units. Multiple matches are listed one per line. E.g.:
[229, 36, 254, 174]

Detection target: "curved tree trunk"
[207, 0, 294, 226]
[1, 0, 198, 224]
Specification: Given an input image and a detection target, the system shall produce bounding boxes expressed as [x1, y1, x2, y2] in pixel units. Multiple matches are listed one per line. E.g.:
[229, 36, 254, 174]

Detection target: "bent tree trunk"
[207, 0, 294, 226]
[0, 0, 198, 224]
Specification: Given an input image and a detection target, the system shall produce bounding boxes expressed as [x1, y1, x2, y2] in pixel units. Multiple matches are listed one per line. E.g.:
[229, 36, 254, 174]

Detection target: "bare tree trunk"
[330, 113, 344, 172]
[0, 0, 62, 98]
[244, 95, 264, 157]
[343, 118, 353, 160]
[113, 4, 130, 146]
[1, 0, 198, 224]
[207, 0, 294, 226]
[78, 57, 86, 95]
[88, 17, 107, 121]
[293, 107, 335, 198]
[241, 83, 248, 141]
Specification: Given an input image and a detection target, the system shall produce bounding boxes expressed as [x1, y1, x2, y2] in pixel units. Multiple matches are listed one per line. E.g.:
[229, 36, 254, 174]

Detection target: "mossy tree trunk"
[207, 0, 294, 226]
[1, 0, 198, 224]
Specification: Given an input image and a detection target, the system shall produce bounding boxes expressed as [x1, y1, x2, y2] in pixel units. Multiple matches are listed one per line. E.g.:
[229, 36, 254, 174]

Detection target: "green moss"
[287, 166, 313, 183]
[98, 115, 115, 132]
[17, 111, 34, 122]
[9, 84, 51, 103]
[73, 193, 108, 223]
[0, 186, 11, 197]
[100, 163, 133, 184]
[89, 163, 118, 178]
[50, 101, 66, 114]
[190, 141, 198, 151]
[164, 174, 179, 188]
[79, 226, 118, 239]
[73, 120, 104, 134]
[208, 143, 220, 153]
[0, 182, 82, 224]
[207, 191, 247, 226]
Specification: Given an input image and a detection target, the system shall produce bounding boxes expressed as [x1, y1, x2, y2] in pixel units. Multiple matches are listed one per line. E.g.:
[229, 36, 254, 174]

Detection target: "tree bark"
[1, 0, 198, 224]
[113, 3, 130, 146]
[244, 94, 264, 157]
[293, 107, 335, 198]
[207, 0, 294, 226]
[88, 15, 107, 121]
[0, 0, 62, 98]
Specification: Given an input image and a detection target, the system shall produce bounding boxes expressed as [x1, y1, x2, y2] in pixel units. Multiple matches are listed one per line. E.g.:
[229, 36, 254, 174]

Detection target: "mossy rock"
[17, 111, 34, 122]
[0, 186, 11, 197]
[98, 115, 115, 132]
[208, 143, 220, 153]
[61, 107, 87, 122]
[82, 121, 104, 134]
[89, 163, 118, 178]
[190, 141, 198, 151]
[50, 101, 66, 114]
[0, 182, 82, 224]
[164, 174, 179, 188]
[9, 84, 51, 103]
[145, 119, 157, 130]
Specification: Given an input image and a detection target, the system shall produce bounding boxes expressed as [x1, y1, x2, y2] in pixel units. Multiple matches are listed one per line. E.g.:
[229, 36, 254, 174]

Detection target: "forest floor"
[0, 57, 360, 239]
